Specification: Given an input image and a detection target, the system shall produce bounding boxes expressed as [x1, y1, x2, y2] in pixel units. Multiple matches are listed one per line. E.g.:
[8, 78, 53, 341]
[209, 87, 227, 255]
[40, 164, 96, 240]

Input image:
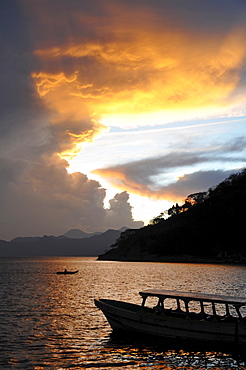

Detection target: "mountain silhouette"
[63, 229, 101, 239]
[0, 228, 125, 257]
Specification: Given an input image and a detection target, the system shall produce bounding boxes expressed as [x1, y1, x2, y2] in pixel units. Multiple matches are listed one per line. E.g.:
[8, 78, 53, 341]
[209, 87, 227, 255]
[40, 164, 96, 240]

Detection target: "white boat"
[95, 289, 246, 345]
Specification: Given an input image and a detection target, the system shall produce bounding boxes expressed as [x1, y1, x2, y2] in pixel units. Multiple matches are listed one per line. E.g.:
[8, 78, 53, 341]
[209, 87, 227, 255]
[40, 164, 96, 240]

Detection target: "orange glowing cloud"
[31, 71, 78, 97]
[93, 166, 182, 202]
[31, 71, 108, 161]
[28, 1, 246, 161]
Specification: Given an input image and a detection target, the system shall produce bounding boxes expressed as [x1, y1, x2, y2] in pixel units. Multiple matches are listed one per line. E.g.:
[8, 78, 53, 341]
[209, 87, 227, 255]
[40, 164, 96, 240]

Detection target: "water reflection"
[99, 332, 246, 369]
[1, 258, 246, 369]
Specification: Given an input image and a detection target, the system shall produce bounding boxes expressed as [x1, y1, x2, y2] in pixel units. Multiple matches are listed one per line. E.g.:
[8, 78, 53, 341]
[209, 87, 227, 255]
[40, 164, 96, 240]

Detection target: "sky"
[1, 0, 246, 240]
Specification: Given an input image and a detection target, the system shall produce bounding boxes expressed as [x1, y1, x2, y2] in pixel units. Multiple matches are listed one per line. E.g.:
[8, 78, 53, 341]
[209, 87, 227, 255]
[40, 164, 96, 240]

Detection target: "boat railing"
[140, 292, 246, 322]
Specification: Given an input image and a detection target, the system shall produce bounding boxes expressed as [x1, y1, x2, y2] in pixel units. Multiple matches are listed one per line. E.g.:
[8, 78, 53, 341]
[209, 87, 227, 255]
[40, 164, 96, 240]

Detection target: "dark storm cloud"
[156, 169, 240, 200]
[0, 153, 143, 240]
[0, 0, 144, 240]
[94, 136, 246, 200]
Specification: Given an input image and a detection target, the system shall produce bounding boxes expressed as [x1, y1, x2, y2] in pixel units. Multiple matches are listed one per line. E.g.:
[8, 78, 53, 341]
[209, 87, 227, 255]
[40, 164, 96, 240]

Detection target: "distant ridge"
[118, 226, 129, 232]
[0, 228, 131, 257]
[63, 229, 101, 239]
[11, 236, 42, 243]
[63, 227, 129, 239]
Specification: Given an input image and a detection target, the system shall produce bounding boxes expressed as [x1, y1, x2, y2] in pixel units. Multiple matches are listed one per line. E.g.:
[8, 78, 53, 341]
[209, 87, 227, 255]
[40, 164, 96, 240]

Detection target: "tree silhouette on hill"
[99, 169, 246, 262]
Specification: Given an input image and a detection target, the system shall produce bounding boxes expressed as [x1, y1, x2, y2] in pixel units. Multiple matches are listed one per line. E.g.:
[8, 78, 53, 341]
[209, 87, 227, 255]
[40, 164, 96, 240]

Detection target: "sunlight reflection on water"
[0, 258, 246, 369]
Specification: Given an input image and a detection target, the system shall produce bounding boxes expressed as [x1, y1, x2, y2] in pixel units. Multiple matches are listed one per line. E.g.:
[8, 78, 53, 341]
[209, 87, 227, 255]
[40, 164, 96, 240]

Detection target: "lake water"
[1, 257, 246, 369]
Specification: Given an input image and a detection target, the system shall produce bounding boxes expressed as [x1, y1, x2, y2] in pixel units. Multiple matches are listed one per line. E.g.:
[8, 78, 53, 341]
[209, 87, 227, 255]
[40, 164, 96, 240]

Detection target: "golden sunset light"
[29, 5, 246, 187]
[0, 0, 246, 239]
[32, 20, 246, 132]
[2, 3, 246, 367]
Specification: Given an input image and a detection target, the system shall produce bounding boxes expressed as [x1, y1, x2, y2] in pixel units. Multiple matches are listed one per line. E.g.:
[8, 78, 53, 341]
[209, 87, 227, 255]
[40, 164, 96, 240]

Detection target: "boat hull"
[95, 299, 246, 345]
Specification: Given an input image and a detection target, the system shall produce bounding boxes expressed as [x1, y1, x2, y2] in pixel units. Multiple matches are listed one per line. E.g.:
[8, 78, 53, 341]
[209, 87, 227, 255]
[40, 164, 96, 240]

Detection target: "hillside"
[98, 169, 246, 263]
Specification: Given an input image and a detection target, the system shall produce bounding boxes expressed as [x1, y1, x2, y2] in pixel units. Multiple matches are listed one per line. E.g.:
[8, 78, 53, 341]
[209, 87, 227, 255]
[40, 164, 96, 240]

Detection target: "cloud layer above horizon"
[0, 0, 246, 239]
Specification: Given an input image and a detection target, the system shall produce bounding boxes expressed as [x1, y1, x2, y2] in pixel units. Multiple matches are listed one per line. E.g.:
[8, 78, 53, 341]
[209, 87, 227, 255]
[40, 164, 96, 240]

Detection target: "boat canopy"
[139, 289, 246, 306]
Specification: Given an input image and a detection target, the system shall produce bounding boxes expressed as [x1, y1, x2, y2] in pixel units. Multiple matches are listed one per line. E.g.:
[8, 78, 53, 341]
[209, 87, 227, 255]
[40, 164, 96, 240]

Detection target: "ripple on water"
[1, 258, 246, 369]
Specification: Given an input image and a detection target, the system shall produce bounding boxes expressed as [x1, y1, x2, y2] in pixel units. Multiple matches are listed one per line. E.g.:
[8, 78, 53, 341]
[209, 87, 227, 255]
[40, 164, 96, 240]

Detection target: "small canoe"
[56, 270, 79, 275]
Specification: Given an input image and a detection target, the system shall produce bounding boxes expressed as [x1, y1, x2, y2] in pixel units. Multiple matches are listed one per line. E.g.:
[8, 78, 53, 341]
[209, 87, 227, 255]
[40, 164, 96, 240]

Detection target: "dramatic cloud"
[0, 0, 246, 239]
[0, 1, 145, 240]
[160, 170, 239, 200]
[0, 153, 143, 240]
[94, 136, 246, 201]
[27, 0, 246, 135]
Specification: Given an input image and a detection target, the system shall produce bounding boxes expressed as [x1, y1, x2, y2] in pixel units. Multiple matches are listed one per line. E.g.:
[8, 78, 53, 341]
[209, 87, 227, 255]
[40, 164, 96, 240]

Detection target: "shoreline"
[97, 254, 246, 265]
